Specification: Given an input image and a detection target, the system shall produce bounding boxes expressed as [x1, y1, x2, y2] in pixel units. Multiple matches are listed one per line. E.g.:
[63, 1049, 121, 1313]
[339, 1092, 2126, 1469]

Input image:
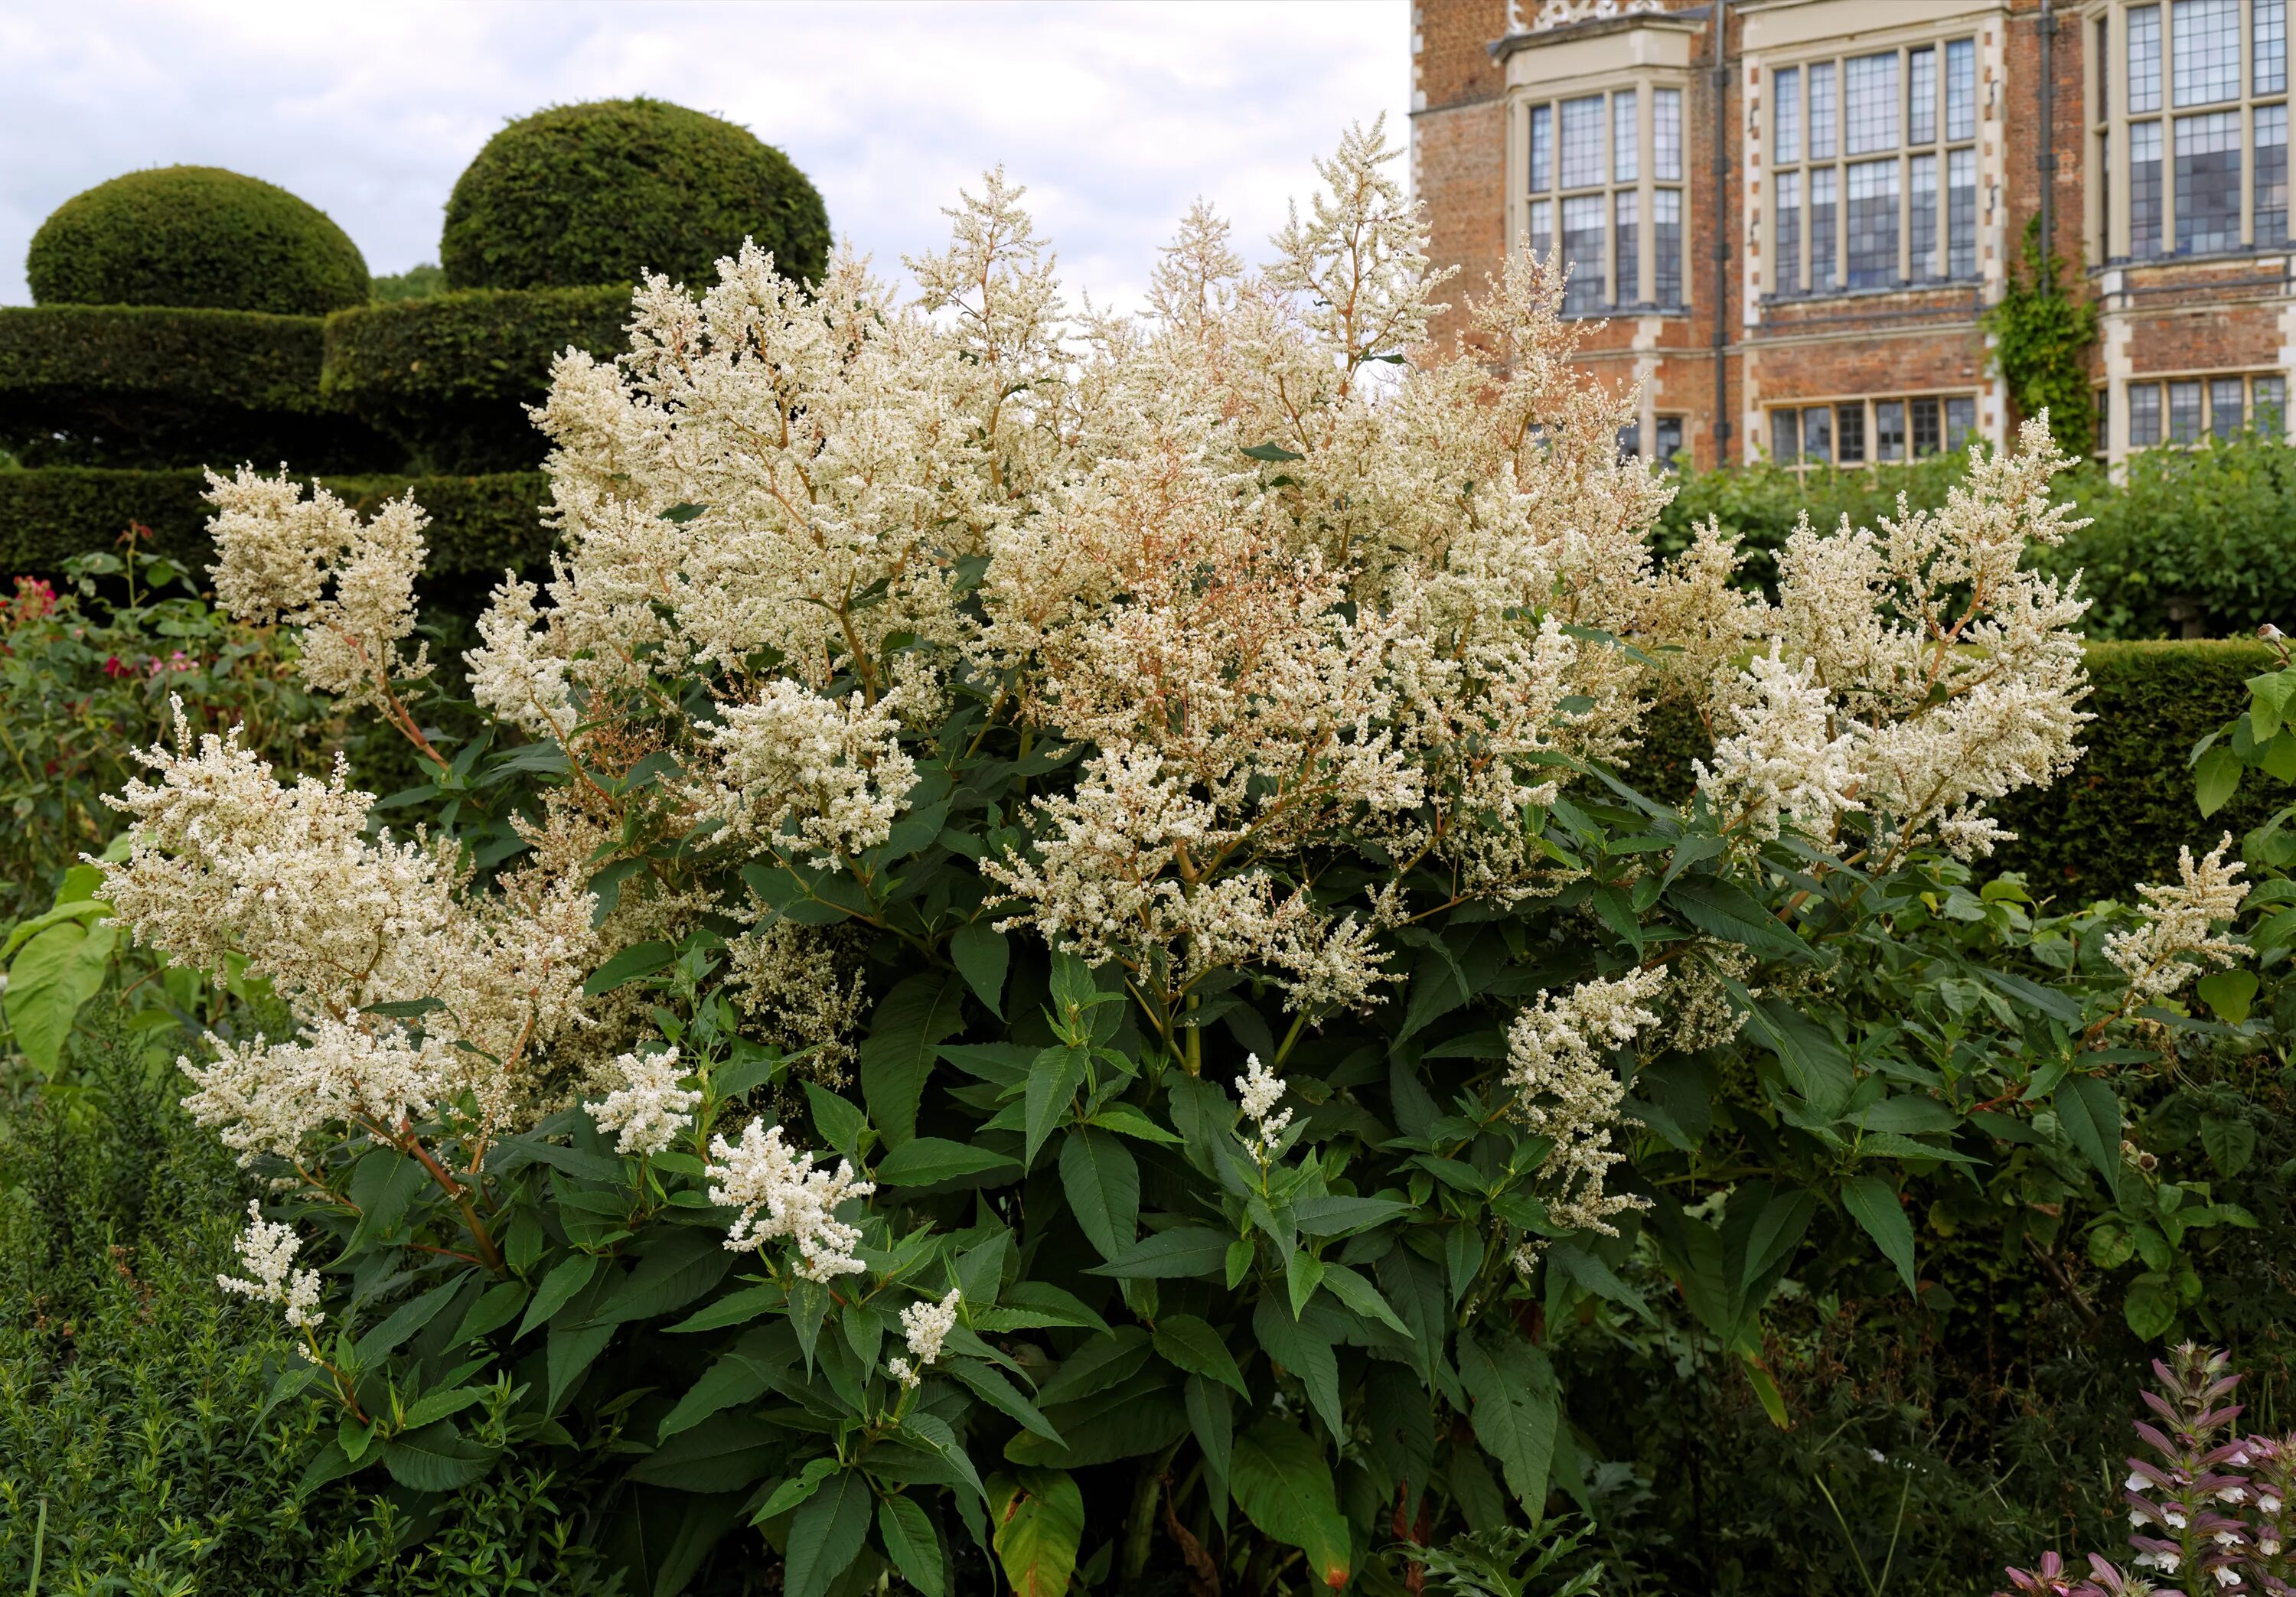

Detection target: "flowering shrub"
[96, 125, 2258, 1595]
[1998, 1344, 2295, 1597]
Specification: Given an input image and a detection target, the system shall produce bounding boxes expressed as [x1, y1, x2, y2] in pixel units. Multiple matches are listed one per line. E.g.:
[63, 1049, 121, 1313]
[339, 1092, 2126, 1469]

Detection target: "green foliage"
[27, 165, 370, 316]
[0, 304, 393, 471]
[1988, 641, 2289, 897]
[321, 287, 631, 471]
[440, 98, 829, 292]
[2035, 440, 2296, 640]
[0, 466, 553, 581]
[0, 1025, 621, 1594]
[0, 537, 354, 922]
[1981, 219, 2099, 460]
[372, 263, 449, 304]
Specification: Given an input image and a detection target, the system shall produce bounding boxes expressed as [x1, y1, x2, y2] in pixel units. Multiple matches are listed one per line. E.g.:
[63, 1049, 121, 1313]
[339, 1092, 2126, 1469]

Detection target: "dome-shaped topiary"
[440, 98, 830, 292]
[27, 166, 370, 316]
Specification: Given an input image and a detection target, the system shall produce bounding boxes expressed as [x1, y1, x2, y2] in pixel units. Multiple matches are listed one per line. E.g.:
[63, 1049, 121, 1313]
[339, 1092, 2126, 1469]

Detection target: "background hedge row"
[0, 305, 393, 471]
[318, 285, 628, 471]
[0, 466, 550, 577]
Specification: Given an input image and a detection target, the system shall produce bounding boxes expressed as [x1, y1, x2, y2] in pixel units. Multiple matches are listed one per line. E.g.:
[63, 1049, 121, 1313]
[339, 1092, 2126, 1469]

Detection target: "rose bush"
[91, 125, 2261, 1595]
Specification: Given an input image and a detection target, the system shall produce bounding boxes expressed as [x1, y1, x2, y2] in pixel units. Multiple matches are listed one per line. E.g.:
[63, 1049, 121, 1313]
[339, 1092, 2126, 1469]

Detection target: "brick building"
[1410, 0, 2296, 471]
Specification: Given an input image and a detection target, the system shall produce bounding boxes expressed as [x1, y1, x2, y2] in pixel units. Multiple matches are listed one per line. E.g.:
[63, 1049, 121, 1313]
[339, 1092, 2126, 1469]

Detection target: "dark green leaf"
[582, 940, 673, 997]
[1084, 1226, 1231, 1280]
[784, 1468, 872, 1597]
[859, 973, 967, 1148]
[1151, 1312, 1248, 1396]
[1228, 1420, 1351, 1590]
[1058, 1127, 1140, 1261]
[1840, 1174, 1918, 1296]
[876, 1137, 1020, 1188]
[950, 922, 1009, 1019]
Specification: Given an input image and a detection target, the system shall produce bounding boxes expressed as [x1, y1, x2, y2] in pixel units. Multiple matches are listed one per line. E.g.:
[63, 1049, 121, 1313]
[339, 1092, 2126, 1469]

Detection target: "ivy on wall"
[1984, 214, 2101, 459]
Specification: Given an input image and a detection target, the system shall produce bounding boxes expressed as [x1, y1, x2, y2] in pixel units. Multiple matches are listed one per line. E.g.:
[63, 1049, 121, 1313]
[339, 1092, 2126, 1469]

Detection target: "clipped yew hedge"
[321, 285, 629, 472]
[0, 466, 550, 579]
[0, 305, 393, 471]
[26, 165, 370, 317]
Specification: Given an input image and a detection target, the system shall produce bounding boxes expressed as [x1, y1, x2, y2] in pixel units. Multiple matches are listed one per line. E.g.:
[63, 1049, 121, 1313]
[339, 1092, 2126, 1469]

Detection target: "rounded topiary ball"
[27, 166, 370, 315]
[440, 98, 830, 292]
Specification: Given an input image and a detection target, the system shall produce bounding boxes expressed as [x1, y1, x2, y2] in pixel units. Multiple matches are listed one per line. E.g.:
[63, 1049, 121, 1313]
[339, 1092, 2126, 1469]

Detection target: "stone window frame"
[1765, 32, 1982, 300]
[1763, 391, 1982, 469]
[2089, 0, 2291, 262]
[2117, 368, 2288, 445]
[1514, 74, 1694, 318]
[1616, 412, 1691, 467]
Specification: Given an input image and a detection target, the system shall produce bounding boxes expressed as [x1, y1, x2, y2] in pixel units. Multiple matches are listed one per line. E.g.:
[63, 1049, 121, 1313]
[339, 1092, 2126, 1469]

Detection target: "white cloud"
[0, 0, 1409, 311]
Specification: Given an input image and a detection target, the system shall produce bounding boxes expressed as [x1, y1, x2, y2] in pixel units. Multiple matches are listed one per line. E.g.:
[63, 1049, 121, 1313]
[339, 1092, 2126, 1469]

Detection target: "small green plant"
[1403, 1523, 1605, 1597]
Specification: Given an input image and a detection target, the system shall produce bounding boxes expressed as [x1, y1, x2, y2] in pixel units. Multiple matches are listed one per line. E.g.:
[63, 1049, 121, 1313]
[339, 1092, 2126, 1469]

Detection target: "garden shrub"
[0, 467, 553, 579]
[321, 286, 631, 471]
[440, 98, 829, 292]
[2033, 438, 2296, 641]
[0, 304, 393, 471]
[81, 128, 2280, 1597]
[1658, 436, 2296, 644]
[26, 165, 370, 317]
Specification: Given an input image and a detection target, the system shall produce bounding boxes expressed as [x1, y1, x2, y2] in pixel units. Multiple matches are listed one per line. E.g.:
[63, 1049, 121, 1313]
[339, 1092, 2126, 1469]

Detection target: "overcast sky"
[0, 0, 1411, 312]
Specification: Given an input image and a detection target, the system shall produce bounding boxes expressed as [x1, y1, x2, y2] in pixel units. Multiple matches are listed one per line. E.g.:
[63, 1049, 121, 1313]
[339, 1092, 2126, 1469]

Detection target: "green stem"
[1119, 1439, 1183, 1585]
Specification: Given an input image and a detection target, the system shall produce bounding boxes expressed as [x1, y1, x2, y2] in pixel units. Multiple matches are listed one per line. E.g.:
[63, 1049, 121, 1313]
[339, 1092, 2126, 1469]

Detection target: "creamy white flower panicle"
[2106, 837, 2250, 1000]
[217, 1199, 324, 1331]
[1698, 644, 1862, 840]
[100, 704, 599, 1159]
[204, 468, 432, 710]
[706, 1120, 875, 1280]
[1234, 1053, 1293, 1158]
[1712, 420, 2093, 859]
[694, 680, 918, 862]
[1505, 969, 1666, 1249]
[891, 1287, 961, 1387]
[585, 1046, 700, 1156]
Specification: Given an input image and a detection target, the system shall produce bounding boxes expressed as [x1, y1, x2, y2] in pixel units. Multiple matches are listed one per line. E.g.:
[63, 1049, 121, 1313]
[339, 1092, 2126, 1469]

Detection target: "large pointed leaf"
[1058, 1127, 1139, 1260]
[859, 973, 967, 1148]
[876, 1137, 1020, 1187]
[1668, 874, 1808, 962]
[1840, 1174, 1918, 1296]
[5, 914, 114, 1072]
[877, 1494, 947, 1597]
[1229, 1420, 1352, 1590]
[950, 923, 1009, 1019]
[2055, 1074, 2125, 1197]
[990, 1468, 1084, 1597]
[1456, 1329, 1557, 1520]
[1085, 1227, 1230, 1280]
[783, 1468, 872, 1597]
[381, 1421, 496, 1491]
[1152, 1313, 1248, 1396]
[1024, 1045, 1089, 1166]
